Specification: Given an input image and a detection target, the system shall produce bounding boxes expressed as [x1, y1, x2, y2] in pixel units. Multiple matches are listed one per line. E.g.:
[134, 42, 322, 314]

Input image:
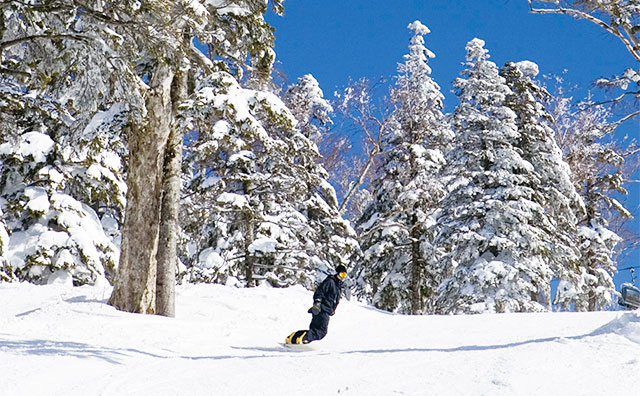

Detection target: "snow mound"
[47, 270, 73, 287]
[591, 312, 640, 344]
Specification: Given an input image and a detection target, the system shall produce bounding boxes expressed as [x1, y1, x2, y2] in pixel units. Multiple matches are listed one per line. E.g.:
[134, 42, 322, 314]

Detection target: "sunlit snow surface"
[1, 282, 639, 395]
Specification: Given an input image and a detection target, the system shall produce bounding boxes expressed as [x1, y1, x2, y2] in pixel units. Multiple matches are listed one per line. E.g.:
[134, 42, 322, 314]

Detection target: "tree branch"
[0, 67, 30, 79]
[4, 1, 135, 26]
[75, 1, 136, 26]
[611, 108, 640, 127]
[593, 89, 640, 106]
[0, 33, 93, 51]
[338, 143, 379, 214]
[528, 0, 640, 63]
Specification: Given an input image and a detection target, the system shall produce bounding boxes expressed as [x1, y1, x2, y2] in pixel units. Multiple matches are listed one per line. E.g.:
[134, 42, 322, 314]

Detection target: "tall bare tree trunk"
[409, 219, 424, 314]
[586, 205, 597, 312]
[109, 63, 175, 314]
[244, 210, 255, 287]
[156, 66, 187, 317]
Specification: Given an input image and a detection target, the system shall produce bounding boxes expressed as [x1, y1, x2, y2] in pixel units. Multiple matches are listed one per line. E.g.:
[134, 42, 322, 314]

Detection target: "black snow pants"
[305, 312, 330, 342]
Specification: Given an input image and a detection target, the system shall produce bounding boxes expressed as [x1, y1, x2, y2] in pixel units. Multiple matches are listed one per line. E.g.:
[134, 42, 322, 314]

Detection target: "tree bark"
[109, 62, 175, 314]
[586, 205, 597, 312]
[244, 210, 255, 287]
[156, 66, 187, 317]
[409, 220, 424, 315]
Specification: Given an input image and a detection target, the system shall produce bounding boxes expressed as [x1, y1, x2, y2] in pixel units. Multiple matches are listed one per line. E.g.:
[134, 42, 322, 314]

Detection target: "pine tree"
[180, 72, 359, 289]
[283, 74, 333, 144]
[435, 39, 554, 314]
[283, 75, 361, 285]
[499, 61, 584, 309]
[548, 98, 628, 311]
[354, 21, 452, 314]
[283, 74, 351, 178]
[0, 84, 123, 285]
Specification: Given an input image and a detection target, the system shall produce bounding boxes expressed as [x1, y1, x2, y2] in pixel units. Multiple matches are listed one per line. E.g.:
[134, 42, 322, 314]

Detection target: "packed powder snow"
[1, 282, 639, 395]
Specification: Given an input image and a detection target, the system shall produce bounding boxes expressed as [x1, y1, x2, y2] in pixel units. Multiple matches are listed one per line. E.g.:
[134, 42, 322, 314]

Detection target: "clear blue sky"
[266, 0, 640, 290]
[267, 0, 633, 109]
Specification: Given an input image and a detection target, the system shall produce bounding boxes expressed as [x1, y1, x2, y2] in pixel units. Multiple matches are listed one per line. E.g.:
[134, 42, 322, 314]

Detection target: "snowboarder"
[285, 265, 348, 344]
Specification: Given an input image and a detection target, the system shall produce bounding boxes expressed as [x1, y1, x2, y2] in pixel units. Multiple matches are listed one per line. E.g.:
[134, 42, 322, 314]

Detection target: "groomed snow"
[1, 282, 639, 395]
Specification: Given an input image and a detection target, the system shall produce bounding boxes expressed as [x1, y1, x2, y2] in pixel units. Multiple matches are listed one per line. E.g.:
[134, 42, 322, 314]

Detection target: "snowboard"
[279, 342, 314, 351]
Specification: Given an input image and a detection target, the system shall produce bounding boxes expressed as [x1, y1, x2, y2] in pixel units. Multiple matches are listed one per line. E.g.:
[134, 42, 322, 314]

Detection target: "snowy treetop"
[408, 20, 431, 35]
[465, 38, 490, 61]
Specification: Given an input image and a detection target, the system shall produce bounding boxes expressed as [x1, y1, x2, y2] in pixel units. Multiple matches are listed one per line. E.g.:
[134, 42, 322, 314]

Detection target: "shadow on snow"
[1, 312, 637, 363]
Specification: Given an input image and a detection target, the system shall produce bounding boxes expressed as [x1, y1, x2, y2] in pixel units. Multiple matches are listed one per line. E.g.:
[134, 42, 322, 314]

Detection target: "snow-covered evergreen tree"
[283, 74, 351, 178]
[0, 1, 142, 285]
[548, 98, 627, 311]
[499, 61, 584, 309]
[283, 74, 333, 144]
[0, 83, 124, 285]
[180, 72, 359, 289]
[435, 39, 555, 314]
[354, 21, 452, 314]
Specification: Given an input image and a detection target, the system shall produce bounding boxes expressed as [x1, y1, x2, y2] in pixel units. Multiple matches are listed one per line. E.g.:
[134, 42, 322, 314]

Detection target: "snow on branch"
[528, 0, 640, 63]
[0, 33, 93, 51]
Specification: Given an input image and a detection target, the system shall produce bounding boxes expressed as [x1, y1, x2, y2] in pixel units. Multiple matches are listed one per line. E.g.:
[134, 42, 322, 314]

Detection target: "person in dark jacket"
[285, 265, 347, 344]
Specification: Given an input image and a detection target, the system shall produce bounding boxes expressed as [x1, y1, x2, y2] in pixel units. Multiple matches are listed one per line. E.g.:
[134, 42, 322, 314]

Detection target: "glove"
[308, 302, 321, 315]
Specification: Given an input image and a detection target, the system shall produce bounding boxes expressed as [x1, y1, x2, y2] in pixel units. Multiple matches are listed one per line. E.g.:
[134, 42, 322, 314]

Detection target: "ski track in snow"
[1, 282, 639, 396]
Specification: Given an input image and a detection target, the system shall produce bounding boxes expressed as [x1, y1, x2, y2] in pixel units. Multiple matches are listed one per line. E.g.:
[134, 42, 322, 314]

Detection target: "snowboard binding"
[285, 330, 309, 344]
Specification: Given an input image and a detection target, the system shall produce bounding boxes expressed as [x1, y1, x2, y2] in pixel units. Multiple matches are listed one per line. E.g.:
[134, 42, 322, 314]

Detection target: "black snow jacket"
[312, 275, 343, 316]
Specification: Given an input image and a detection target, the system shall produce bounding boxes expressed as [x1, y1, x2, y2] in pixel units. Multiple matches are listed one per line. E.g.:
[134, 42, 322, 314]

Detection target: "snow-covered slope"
[1, 282, 639, 395]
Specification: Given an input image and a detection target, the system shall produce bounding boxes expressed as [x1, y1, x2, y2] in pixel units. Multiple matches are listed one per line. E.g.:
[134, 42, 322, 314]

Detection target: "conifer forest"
[2, 0, 640, 316]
